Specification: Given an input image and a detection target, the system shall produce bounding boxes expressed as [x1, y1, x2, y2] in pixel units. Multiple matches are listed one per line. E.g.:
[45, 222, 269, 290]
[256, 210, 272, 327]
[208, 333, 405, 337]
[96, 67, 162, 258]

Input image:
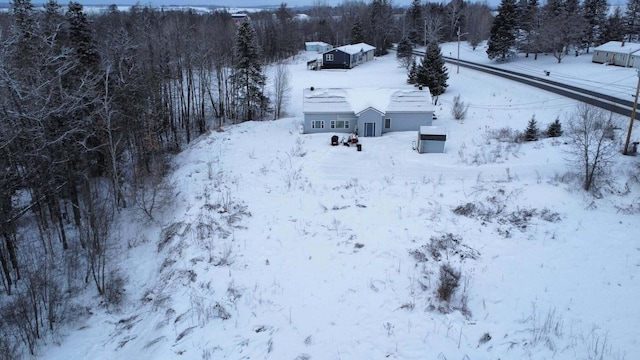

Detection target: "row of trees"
[488, 0, 624, 62]
[0, 1, 280, 357]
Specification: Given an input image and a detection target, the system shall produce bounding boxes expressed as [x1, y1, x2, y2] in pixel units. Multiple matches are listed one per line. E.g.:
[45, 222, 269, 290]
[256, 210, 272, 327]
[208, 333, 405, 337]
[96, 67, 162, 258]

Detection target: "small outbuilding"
[416, 126, 446, 153]
[592, 41, 640, 67]
[305, 41, 333, 53]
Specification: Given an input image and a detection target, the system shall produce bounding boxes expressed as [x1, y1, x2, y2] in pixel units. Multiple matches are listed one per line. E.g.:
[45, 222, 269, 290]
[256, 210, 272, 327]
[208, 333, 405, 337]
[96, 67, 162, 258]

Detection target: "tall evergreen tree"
[603, 6, 626, 42]
[11, 0, 37, 72]
[369, 0, 393, 55]
[350, 20, 364, 44]
[564, 0, 587, 54]
[626, 0, 640, 41]
[416, 41, 449, 98]
[406, 0, 423, 45]
[66, 2, 100, 69]
[518, 0, 540, 57]
[487, 0, 518, 61]
[233, 19, 269, 121]
[583, 0, 609, 51]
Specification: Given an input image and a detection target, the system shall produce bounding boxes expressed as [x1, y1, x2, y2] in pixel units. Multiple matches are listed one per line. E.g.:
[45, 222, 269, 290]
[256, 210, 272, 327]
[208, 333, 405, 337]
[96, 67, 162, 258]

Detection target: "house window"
[384, 118, 391, 129]
[326, 54, 334, 61]
[311, 120, 324, 129]
[330, 120, 349, 129]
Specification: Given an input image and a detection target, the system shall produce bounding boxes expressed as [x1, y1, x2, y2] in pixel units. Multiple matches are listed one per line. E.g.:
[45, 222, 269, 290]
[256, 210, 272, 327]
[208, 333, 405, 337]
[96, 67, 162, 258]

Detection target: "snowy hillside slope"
[39, 43, 640, 360]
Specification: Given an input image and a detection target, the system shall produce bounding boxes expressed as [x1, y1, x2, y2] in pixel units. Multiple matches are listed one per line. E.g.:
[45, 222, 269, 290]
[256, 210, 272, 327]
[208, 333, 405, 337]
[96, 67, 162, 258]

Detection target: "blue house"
[322, 43, 375, 69]
[302, 88, 435, 137]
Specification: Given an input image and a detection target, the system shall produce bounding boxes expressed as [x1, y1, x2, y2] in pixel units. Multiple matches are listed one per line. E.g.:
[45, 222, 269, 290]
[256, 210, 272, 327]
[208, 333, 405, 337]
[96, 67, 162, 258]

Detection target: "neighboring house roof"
[305, 41, 331, 47]
[303, 88, 433, 114]
[333, 42, 376, 55]
[594, 41, 640, 54]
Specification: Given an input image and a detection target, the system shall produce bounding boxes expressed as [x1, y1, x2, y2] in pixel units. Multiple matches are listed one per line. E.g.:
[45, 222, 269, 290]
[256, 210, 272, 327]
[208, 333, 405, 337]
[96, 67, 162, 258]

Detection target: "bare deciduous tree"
[565, 103, 620, 192]
[272, 61, 291, 120]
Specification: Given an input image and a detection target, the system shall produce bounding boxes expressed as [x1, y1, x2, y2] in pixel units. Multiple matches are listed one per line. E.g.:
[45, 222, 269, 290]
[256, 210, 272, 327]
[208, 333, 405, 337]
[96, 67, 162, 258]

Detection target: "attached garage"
[417, 126, 446, 153]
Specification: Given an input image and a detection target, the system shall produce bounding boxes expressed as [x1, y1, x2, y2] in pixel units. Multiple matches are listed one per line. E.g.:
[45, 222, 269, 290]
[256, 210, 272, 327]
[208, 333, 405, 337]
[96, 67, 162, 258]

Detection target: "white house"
[592, 41, 640, 67]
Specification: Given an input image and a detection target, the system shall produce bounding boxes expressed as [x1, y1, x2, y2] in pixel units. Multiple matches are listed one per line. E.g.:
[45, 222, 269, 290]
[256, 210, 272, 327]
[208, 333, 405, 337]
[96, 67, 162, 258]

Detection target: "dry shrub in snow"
[451, 94, 469, 120]
[485, 126, 524, 143]
[436, 263, 461, 303]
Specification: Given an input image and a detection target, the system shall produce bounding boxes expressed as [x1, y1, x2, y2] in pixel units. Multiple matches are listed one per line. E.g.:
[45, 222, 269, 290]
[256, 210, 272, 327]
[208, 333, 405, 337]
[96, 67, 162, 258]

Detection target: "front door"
[364, 122, 376, 137]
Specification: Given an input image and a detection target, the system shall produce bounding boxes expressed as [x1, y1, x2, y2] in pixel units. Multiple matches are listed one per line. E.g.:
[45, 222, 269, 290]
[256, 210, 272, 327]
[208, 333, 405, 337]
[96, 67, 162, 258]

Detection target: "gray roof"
[303, 88, 434, 114]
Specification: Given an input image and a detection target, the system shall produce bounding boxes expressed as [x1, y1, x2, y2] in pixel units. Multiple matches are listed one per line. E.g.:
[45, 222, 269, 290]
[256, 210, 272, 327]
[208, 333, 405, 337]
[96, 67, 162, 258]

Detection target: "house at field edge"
[305, 41, 333, 53]
[231, 13, 250, 25]
[592, 41, 640, 67]
[302, 87, 435, 137]
[321, 43, 375, 69]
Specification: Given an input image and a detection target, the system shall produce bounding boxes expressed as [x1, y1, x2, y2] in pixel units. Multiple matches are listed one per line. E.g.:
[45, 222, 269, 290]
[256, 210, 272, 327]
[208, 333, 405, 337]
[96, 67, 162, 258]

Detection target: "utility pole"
[624, 69, 640, 155]
[456, 27, 468, 74]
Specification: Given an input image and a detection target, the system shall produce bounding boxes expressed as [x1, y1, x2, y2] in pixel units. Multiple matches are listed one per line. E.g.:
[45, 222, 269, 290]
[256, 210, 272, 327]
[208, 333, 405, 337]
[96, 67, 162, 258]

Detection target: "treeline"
[0, 1, 303, 357]
[488, 0, 626, 62]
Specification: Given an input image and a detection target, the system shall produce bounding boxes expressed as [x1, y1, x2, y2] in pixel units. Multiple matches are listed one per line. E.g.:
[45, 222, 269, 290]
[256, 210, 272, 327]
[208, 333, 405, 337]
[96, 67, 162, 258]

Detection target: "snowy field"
[39, 43, 640, 360]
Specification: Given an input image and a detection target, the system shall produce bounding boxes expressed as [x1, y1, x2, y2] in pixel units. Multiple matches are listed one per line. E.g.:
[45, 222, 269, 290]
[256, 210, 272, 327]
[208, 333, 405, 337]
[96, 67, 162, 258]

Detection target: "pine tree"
[525, 115, 539, 141]
[350, 20, 364, 44]
[407, 57, 418, 84]
[626, 0, 640, 41]
[11, 0, 37, 72]
[233, 19, 269, 121]
[487, 0, 518, 61]
[369, 0, 393, 55]
[66, 2, 100, 69]
[583, 0, 609, 50]
[407, 0, 423, 45]
[396, 37, 414, 68]
[518, 0, 540, 57]
[603, 7, 626, 42]
[546, 117, 563, 137]
[415, 41, 449, 97]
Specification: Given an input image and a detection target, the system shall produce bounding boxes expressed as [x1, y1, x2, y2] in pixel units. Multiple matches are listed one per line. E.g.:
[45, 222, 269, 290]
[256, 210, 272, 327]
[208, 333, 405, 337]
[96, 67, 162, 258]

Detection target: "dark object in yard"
[357, 143, 362, 151]
[544, 70, 550, 76]
[331, 135, 339, 146]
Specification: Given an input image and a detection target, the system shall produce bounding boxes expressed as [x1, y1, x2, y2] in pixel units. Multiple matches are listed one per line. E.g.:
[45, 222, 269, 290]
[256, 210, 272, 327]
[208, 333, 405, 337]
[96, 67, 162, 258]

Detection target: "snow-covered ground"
[39, 43, 640, 360]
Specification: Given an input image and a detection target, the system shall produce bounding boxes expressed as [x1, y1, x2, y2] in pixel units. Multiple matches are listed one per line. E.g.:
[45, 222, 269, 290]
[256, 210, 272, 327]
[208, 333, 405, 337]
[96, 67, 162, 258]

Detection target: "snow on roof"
[335, 42, 376, 55]
[303, 88, 352, 113]
[303, 88, 433, 114]
[420, 126, 446, 135]
[594, 41, 640, 53]
[305, 41, 331, 47]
